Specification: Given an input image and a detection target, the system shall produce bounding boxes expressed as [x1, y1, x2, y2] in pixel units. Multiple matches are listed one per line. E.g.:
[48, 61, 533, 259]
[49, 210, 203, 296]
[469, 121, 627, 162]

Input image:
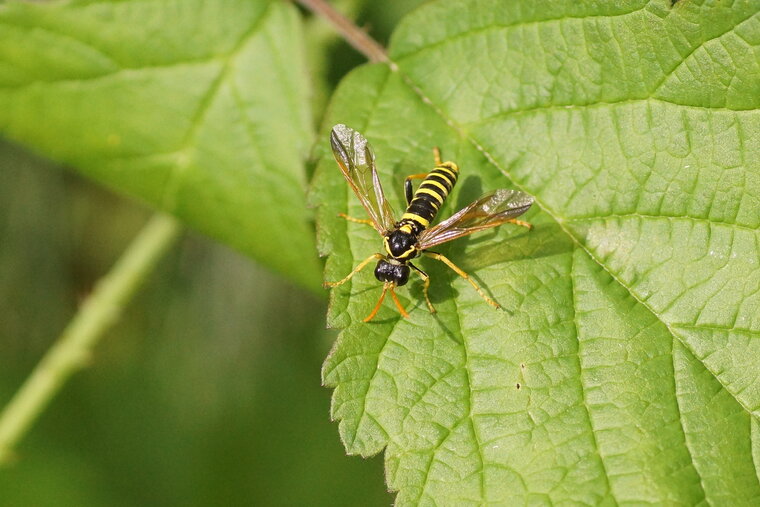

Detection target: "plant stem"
[0, 213, 181, 465]
[294, 0, 393, 66]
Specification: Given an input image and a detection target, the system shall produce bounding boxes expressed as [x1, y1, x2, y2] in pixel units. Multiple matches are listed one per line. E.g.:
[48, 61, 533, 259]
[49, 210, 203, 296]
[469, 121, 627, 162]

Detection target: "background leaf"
[0, 0, 321, 290]
[314, 0, 760, 503]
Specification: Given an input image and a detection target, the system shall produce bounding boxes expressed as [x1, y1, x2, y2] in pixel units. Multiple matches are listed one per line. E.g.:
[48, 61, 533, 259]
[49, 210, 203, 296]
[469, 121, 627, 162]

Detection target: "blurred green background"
[0, 141, 390, 506]
[0, 0, 428, 504]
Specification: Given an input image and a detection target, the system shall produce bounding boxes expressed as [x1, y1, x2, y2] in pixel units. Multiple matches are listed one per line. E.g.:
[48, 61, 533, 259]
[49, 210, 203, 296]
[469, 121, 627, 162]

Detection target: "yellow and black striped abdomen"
[400, 162, 459, 231]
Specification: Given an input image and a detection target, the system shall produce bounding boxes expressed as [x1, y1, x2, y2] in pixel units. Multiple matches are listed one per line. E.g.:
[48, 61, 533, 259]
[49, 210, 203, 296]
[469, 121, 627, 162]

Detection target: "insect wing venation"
[330, 124, 396, 233]
[418, 189, 533, 250]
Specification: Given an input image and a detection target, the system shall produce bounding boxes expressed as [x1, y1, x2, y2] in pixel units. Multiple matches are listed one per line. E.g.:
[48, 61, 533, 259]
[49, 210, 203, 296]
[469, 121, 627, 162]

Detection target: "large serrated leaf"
[313, 0, 760, 503]
[0, 0, 321, 290]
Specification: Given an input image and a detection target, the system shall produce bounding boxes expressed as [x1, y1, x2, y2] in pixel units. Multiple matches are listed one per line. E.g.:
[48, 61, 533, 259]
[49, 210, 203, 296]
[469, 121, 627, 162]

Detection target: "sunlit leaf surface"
[0, 0, 321, 289]
[314, 0, 760, 503]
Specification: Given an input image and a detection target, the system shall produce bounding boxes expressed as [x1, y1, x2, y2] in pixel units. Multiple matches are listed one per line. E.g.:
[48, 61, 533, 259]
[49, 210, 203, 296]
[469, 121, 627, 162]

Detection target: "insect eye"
[396, 265, 410, 286]
[374, 260, 393, 282]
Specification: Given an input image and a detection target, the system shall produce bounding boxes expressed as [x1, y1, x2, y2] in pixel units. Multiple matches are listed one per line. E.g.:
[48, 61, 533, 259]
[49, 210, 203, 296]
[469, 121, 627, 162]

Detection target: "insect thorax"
[384, 225, 419, 260]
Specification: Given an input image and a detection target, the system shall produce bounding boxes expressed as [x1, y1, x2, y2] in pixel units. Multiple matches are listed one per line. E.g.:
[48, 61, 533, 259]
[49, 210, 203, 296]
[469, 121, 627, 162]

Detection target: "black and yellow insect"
[326, 124, 534, 322]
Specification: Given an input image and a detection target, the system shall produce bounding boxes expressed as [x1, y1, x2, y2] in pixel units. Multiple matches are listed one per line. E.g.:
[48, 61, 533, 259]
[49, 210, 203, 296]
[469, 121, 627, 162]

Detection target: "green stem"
[0, 213, 181, 464]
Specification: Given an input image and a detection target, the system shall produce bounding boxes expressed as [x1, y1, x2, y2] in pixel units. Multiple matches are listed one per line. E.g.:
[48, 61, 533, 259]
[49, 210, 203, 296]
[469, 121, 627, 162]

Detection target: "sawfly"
[325, 124, 534, 322]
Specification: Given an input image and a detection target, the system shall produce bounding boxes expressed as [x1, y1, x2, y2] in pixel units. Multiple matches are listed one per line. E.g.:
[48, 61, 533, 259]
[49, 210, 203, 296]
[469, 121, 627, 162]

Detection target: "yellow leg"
[388, 286, 410, 319]
[337, 213, 374, 227]
[424, 252, 501, 310]
[363, 284, 388, 322]
[324, 253, 384, 288]
[506, 218, 532, 230]
[433, 147, 442, 166]
[363, 283, 409, 322]
[432, 147, 458, 171]
[410, 263, 435, 313]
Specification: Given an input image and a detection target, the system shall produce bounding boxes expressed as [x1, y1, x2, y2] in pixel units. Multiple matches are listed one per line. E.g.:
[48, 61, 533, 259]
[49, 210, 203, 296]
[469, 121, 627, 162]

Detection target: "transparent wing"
[418, 189, 533, 250]
[330, 124, 396, 234]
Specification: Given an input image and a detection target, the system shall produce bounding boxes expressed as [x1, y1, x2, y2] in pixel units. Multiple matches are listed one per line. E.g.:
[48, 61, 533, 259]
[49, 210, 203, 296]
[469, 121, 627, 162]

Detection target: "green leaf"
[314, 0, 760, 503]
[0, 0, 321, 290]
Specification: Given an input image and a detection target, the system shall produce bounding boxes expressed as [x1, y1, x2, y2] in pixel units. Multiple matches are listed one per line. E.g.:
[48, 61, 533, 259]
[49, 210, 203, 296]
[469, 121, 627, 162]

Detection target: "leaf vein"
[471, 97, 758, 128]
[569, 251, 616, 501]
[392, 2, 652, 61]
[565, 213, 760, 235]
[158, 2, 276, 211]
[671, 340, 709, 502]
[651, 9, 760, 96]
